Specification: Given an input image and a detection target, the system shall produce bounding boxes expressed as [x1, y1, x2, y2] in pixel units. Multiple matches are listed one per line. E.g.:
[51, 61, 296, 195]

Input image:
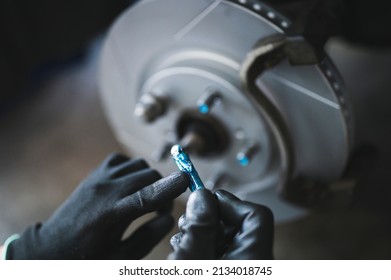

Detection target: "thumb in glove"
[168, 189, 219, 259]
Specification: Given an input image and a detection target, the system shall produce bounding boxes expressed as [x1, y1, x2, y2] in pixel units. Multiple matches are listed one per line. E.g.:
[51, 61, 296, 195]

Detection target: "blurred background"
[0, 0, 391, 259]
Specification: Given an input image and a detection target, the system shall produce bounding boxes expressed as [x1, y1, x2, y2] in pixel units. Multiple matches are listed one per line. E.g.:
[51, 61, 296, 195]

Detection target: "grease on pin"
[171, 144, 205, 192]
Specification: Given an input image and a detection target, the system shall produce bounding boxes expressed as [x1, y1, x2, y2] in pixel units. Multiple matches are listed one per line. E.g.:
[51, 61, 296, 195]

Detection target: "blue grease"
[198, 104, 209, 114]
[171, 144, 205, 192]
[237, 153, 250, 166]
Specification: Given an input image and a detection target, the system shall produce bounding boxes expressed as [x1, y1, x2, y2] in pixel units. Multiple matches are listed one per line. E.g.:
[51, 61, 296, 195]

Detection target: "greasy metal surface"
[171, 144, 205, 191]
[99, 0, 351, 220]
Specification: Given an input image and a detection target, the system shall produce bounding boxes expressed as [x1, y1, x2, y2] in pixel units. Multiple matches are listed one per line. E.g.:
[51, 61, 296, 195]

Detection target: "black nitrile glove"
[168, 189, 274, 260]
[7, 153, 190, 259]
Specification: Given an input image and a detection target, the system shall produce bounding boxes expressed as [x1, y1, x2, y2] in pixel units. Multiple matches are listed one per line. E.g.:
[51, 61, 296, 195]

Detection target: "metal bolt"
[236, 142, 260, 166]
[179, 131, 205, 155]
[134, 93, 166, 123]
[197, 89, 221, 114]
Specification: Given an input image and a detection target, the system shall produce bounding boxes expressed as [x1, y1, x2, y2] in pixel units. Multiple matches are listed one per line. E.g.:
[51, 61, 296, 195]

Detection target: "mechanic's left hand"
[6, 153, 190, 259]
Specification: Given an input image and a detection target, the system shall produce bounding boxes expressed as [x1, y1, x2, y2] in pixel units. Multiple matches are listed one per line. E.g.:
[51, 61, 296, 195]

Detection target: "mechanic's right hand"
[6, 153, 190, 260]
[168, 189, 274, 259]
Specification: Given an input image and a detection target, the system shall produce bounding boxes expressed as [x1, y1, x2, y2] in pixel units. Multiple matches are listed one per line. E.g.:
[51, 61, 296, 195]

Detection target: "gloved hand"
[6, 153, 190, 259]
[168, 189, 274, 259]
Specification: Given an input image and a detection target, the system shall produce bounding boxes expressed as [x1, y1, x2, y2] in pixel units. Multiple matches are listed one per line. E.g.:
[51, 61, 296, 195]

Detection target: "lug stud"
[197, 89, 221, 114]
[134, 93, 166, 123]
[236, 142, 260, 166]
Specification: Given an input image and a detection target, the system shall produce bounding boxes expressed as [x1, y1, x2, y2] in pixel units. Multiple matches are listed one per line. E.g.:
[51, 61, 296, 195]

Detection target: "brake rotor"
[99, 0, 352, 221]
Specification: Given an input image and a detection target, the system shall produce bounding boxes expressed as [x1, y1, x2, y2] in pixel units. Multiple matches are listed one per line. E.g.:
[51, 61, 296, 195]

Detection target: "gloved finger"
[116, 168, 162, 196]
[216, 222, 237, 258]
[170, 232, 183, 249]
[86, 153, 131, 181]
[177, 213, 186, 231]
[215, 190, 274, 260]
[177, 212, 236, 258]
[171, 214, 186, 249]
[115, 172, 189, 219]
[167, 189, 219, 260]
[109, 158, 149, 179]
[113, 214, 174, 259]
[101, 152, 130, 168]
[177, 213, 232, 239]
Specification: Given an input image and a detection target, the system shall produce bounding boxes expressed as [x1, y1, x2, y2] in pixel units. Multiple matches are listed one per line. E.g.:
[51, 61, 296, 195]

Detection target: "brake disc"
[99, 0, 352, 221]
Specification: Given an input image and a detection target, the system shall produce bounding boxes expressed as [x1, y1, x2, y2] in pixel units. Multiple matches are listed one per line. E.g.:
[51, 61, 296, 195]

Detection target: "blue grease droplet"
[237, 154, 249, 166]
[198, 104, 209, 114]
